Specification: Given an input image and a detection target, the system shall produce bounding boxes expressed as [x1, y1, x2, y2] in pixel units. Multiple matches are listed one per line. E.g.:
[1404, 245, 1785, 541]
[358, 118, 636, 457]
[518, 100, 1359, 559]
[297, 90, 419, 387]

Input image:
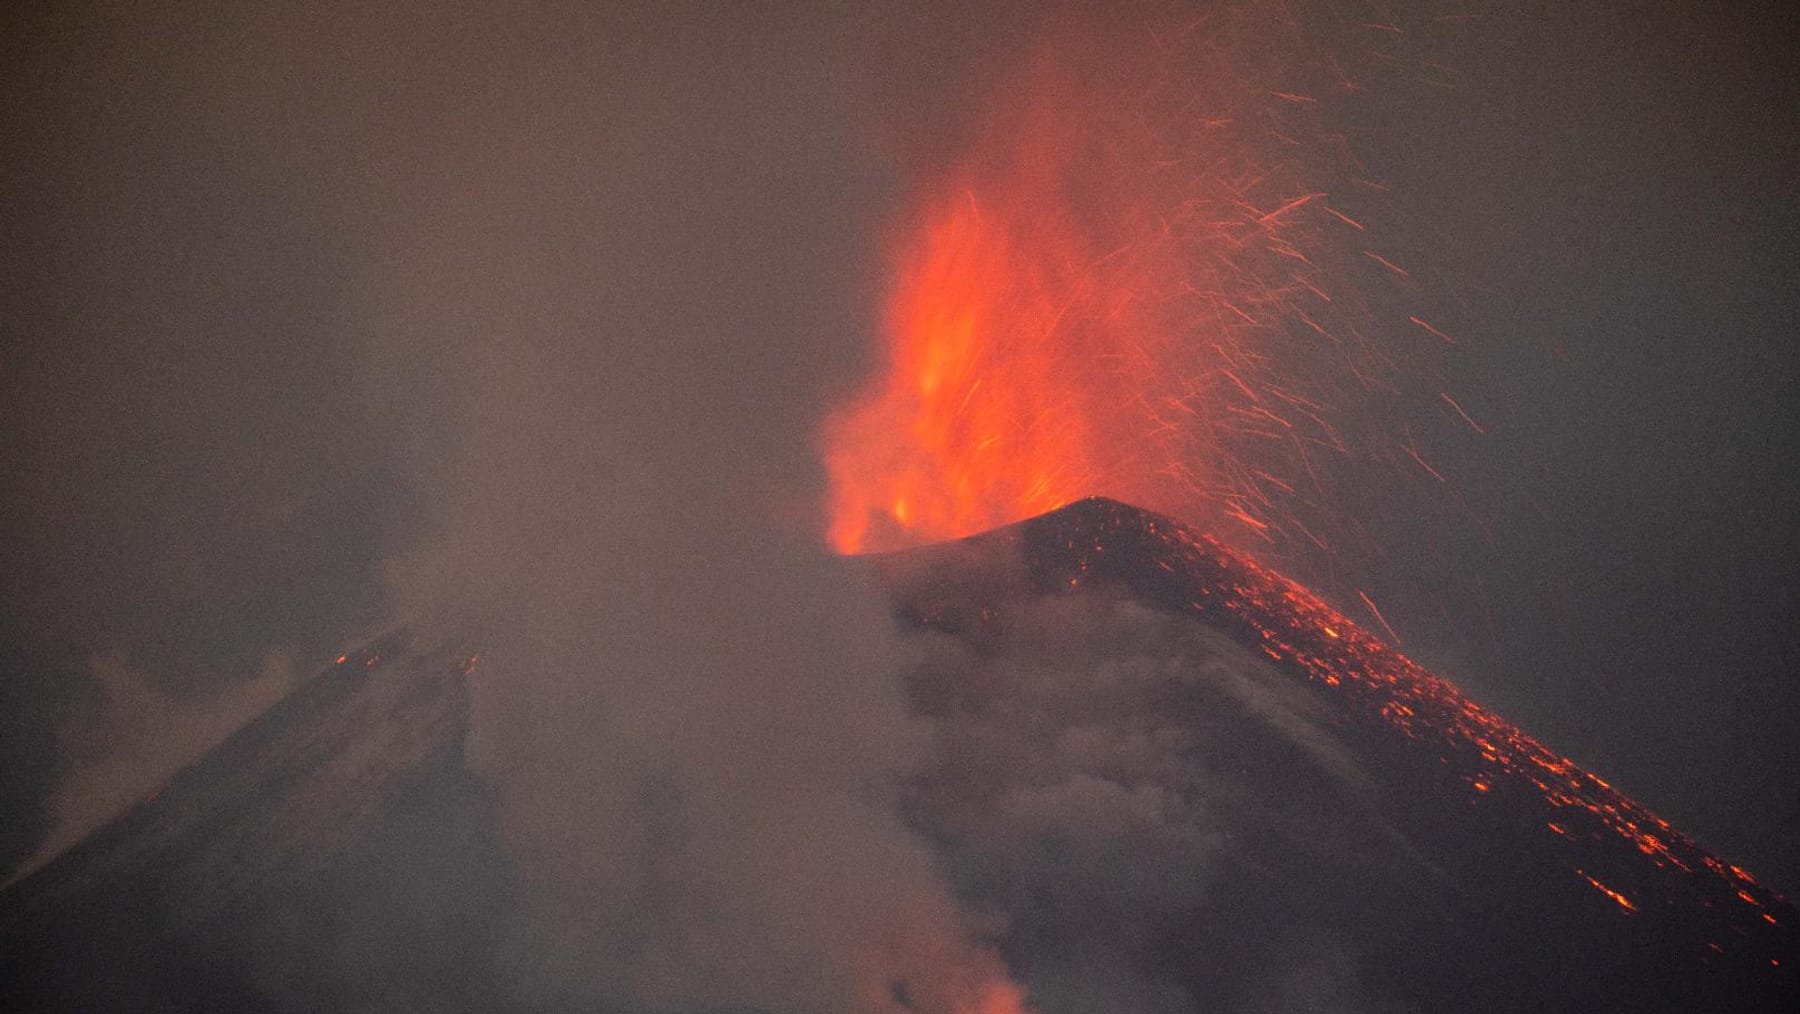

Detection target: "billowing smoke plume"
[891, 586, 1425, 1013]
[1, 2, 1042, 1009]
[282, 3, 1040, 1009]
[379, 344, 1027, 1011]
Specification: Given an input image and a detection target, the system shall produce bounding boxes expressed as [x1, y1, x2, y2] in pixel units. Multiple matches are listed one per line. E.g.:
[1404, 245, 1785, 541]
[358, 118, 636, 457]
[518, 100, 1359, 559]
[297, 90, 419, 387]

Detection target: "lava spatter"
[875, 497, 1797, 1013]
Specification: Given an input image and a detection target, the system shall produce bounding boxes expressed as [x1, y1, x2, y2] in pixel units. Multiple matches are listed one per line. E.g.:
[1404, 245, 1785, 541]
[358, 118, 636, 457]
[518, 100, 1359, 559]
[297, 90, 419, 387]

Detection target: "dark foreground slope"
[3, 500, 1792, 1013]
[876, 497, 1796, 1013]
[0, 634, 514, 1012]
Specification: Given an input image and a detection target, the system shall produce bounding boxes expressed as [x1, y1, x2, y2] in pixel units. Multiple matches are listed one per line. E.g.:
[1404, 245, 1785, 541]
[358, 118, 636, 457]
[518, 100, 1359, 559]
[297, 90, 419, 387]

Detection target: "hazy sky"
[2, 0, 1795, 940]
[1317, 2, 1800, 893]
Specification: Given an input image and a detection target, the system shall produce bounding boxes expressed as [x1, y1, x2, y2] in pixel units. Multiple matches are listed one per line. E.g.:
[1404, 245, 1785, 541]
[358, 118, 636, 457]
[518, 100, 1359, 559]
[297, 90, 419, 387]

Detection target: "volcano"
[2, 500, 1793, 1012]
[875, 497, 1796, 1012]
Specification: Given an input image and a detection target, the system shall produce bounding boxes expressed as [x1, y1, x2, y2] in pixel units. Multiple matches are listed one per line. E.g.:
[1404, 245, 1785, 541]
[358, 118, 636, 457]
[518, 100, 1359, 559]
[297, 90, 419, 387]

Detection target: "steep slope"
[0, 633, 512, 1012]
[877, 497, 1795, 1012]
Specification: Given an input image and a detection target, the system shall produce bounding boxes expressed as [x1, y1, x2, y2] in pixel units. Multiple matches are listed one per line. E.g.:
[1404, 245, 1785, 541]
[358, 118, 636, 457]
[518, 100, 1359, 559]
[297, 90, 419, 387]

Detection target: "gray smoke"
[281, 2, 1027, 1008]
[3, 2, 1033, 1010]
[10, 0, 1795, 1009]
[0, 5, 1442, 1009]
[893, 589, 1426, 1013]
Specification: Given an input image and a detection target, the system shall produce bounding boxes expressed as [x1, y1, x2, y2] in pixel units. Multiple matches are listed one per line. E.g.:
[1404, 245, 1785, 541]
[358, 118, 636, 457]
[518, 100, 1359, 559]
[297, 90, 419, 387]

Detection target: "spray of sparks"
[818, 8, 1797, 997]
[826, 6, 1468, 568]
[824, 10, 1483, 1006]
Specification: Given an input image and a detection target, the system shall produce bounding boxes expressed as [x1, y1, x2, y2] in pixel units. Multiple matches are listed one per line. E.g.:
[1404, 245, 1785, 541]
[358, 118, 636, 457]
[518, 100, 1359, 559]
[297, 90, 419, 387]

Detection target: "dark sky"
[1, 0, 1796, 940]
[1316, 2, 1800, 894]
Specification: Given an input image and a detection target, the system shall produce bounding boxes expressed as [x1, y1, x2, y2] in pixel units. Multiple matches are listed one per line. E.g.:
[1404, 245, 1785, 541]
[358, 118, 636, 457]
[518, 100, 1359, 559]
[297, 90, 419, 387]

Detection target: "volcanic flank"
[0, 634, 512, 1012]
[874, 497, 1796, 1013]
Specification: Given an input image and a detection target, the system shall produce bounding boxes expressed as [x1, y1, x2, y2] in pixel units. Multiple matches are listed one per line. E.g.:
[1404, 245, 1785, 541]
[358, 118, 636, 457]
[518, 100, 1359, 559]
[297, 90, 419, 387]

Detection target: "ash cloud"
[2, 2, 1034, 1009]
[895, 590, 1427, 1013]
[316, 3, 1030, 1006]
[260, 2, 1032, 1009]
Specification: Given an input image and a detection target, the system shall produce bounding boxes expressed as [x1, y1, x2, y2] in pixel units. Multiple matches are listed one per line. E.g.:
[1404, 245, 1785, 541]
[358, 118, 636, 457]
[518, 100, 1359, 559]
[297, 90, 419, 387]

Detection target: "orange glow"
[856, 901, 1032, 1014]
[1578, 869, 1637, 913]
[968, 980, 1030, 1014]
[824, 12, 1452, 555]
[825, 183, 1096, 553]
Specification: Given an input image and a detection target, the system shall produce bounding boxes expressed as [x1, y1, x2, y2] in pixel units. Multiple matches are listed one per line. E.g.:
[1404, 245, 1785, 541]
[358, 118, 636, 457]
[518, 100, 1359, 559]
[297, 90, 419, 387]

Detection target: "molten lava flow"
[825, 187, 1096, 554]
[826, 11, 1460, 557]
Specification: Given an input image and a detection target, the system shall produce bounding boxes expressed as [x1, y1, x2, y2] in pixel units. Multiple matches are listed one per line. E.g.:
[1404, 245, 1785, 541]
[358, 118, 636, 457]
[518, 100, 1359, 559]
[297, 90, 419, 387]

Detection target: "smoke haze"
[4, 1, 1798, 1010]
[894, 590, 1423, 1012]
[3, 2, 1041, 1009]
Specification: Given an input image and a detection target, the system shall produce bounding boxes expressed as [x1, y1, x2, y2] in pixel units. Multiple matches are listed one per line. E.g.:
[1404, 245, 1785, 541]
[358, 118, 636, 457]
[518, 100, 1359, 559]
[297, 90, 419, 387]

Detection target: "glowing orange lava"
[826, 12, 1455, 557]
[824, 184, 1096, 554]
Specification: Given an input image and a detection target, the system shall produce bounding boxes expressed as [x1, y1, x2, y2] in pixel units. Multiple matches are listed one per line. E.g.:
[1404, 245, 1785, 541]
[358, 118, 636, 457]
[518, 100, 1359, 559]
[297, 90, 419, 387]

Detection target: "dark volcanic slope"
[0, 634, 511, 1013]
[877, 497, 1796, 1013]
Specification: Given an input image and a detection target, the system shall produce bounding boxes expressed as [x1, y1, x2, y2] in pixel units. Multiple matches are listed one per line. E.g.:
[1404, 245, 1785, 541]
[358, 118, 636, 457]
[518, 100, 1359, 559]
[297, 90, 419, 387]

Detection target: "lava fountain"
[822, 9, 1794, 1010]
[826, 7, 1453, 558]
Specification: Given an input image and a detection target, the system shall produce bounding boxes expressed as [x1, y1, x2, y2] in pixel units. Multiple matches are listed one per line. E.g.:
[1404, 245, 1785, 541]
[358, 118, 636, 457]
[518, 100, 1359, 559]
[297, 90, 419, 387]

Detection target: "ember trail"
[875, 498, 1796, 1012]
